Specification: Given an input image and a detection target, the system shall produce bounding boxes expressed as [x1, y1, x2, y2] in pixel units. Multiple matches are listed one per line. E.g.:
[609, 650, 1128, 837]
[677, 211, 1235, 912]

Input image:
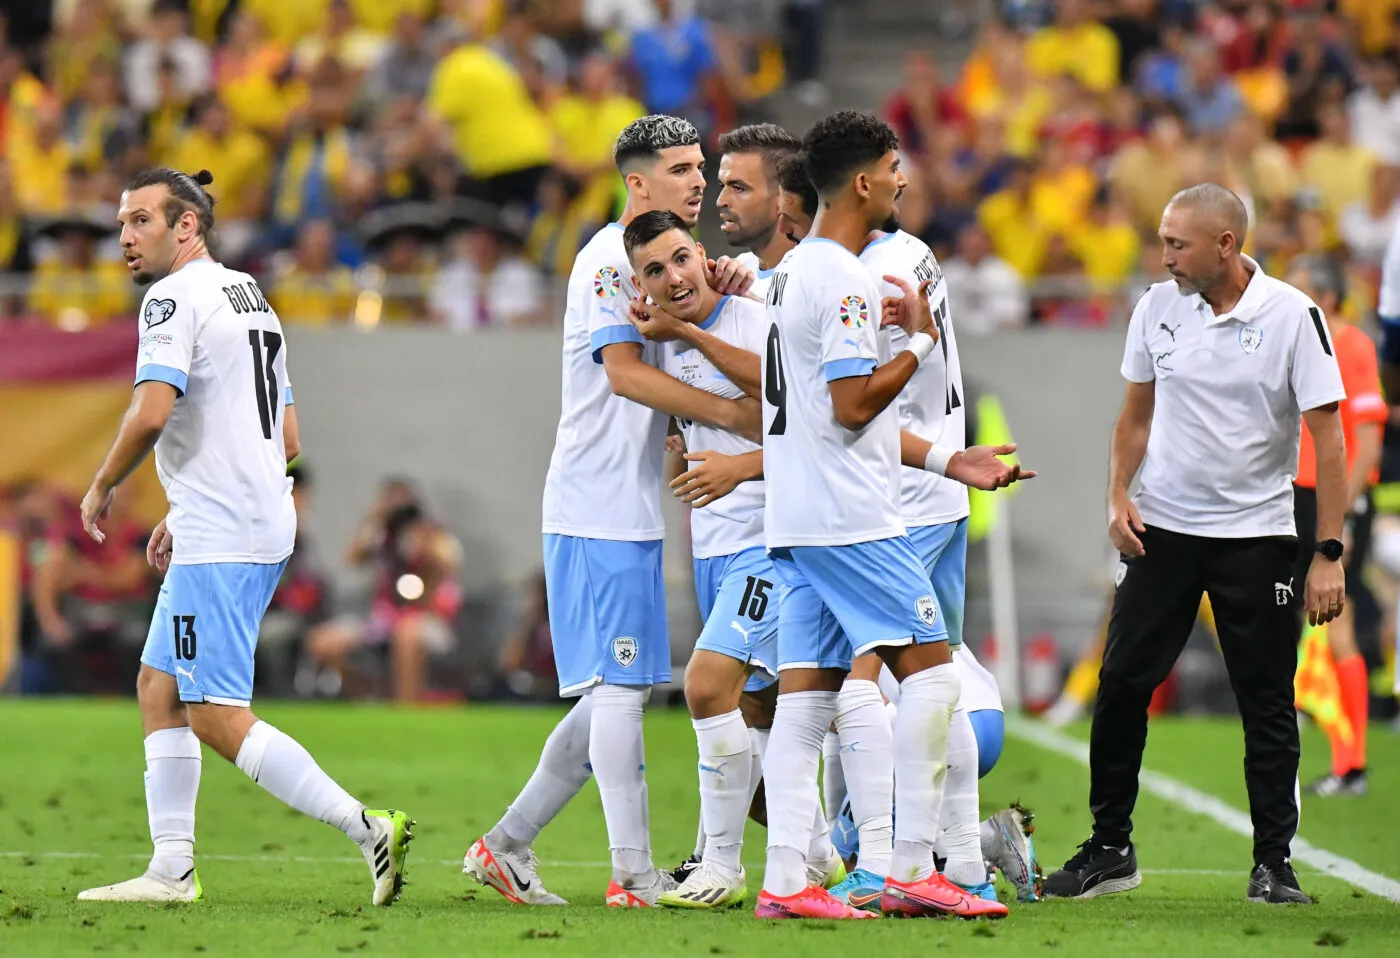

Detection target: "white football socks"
[234, 720, 371, 846]
[888, 664, 959, 884]
[836, 679, 894, 876]
[762, 690, 838, 897]
[145, 727, 201, 880]
[820, 730, 844, 826]
[693, 710, 752, 875]
[492, 694, 594, 849]
[936, 707, 985, 887]
[748, 726, 768, 805]
[589, 685, 654, 883]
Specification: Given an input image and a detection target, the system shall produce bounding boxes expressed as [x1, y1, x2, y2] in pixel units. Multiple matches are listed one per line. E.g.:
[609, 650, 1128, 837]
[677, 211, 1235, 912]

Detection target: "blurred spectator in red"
[305, 478, 464, 703]
[261, 462, 329, 698]
[497, 571, 556, 701]
[1339, 164, 1400, 267]
[1348, 52, 1400, 166]
[29, 485, 154, 693]
[1178, 37, 1244, 136]
[942, 222, 1029, 334]
[1203, 1, 1287, 75]
[431, 220, 545, 330]
[123, 0, 211, 113]
[883, 51, 968, 161]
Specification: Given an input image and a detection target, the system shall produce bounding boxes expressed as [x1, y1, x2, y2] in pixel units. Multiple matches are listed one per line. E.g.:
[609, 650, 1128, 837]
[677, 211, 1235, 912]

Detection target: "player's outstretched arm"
[899, 431, 1034, 490]
[601, 341, 762, 442]
[671, 449, 764, 506]
[629, 298, 762, 398]
[81, 382, 178, 543]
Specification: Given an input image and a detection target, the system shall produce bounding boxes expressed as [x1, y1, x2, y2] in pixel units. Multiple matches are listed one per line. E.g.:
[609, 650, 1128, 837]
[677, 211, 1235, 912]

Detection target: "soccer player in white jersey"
[755, 111, 1023, 920]
[75, 169, 413, 906]
[717, 123, 803, 297]
[820, 219, 1041, 908]
[464, 115, 757, 910]
[619, 210, 776, 909]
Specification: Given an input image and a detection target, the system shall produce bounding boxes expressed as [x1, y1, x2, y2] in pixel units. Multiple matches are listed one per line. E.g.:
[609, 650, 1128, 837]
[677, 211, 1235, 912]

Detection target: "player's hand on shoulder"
[629, 294, 689, 342]
[882, 275, 938, 339]
[671, 451, 746, 507]
[947, 443, 1035, 492]
[706, 256, 755, 297]
[147, 516, 174, 573]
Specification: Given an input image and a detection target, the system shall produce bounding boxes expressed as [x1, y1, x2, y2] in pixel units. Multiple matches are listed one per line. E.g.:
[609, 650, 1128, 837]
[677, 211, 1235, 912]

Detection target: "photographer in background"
[306, 478, 463, 702]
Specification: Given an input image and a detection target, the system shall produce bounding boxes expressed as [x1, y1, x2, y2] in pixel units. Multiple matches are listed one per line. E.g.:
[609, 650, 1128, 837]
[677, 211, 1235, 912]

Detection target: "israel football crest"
[916, 595, 938, 626]
[1239, 325, 1263, 354]
[1115, 561, 1128, 588]
[612, 636, 638, 667]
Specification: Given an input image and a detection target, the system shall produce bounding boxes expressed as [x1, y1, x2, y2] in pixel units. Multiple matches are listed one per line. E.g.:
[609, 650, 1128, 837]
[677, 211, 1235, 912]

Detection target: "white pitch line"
[0, 851, 1275, 879]
[1006, 716, 1400, 904]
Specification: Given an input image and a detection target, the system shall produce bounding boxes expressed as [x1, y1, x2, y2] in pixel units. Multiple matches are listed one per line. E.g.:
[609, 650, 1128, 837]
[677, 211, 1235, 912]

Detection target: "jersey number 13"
[247, 330, 283, 440]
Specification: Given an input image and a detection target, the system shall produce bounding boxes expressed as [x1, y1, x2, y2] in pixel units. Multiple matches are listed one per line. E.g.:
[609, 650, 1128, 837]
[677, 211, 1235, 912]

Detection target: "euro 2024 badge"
[594, 266, 621, 299]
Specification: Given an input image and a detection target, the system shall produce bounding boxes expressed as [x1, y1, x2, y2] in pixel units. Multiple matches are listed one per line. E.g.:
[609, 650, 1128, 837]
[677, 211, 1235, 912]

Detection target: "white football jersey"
[542, 223, 668, 540]
[861, 231, 970, 527]
[736, 250, 782, 301]
[134, 260, 296, 565]
[659, 295, 767, 558]
[762, 238, 905, 547]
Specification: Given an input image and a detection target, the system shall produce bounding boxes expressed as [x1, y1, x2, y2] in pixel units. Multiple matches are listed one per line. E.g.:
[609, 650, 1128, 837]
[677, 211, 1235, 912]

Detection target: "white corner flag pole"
[987, 492, 1021, 710]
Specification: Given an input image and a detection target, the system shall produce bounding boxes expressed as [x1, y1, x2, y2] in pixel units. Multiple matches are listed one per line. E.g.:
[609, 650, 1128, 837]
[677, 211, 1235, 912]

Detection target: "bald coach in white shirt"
[1044, 184, 1347, 906]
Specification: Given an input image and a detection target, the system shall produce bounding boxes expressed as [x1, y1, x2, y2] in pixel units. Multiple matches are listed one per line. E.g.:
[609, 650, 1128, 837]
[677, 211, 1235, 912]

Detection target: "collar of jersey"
[605, 221, 624, 231]
[1200, 254, 1266, 326]
[698, 294, 730, 330]
[862, 231, 900, 252]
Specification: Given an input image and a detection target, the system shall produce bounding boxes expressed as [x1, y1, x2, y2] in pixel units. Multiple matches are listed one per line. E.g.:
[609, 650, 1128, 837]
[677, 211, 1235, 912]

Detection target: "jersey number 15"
[247, 330, 283, 440]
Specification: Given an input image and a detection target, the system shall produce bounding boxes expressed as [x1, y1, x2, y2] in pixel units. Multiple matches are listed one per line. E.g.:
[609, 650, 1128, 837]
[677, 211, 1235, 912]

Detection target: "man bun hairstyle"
[802, 110, 901, 199]
[126, 168, 218, 240]
[776, 151, 818, 220]
[614, 114, 701, 173]
[623, 209, 691, 261]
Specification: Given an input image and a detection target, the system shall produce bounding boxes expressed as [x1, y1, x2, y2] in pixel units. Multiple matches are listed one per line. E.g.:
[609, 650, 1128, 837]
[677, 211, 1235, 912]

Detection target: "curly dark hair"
[802, 111, 900, 198]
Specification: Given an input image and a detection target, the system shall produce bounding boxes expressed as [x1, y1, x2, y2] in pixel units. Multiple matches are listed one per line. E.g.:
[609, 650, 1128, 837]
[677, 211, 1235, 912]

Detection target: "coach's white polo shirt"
[1121, 255, 1346, 538]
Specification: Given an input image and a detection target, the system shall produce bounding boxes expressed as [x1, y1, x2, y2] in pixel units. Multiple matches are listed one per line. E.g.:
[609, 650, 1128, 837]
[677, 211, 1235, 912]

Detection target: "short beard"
[133, 269, 159, 287]
[728, 219, 777, 253]
[879, 211, 901, 234]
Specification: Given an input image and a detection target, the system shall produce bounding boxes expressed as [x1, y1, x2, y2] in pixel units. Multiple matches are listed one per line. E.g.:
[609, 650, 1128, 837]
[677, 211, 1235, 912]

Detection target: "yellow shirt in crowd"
[28, 260, 133, 328]
[270, 264, 359, 325]
[550, 93, 645, 219]
[166, 128, 271, 220]
[8, 138, 71, 217]
[978, 191, 1050, 278]
[428, 45, 554, 180]
[1300, 142, 1377, 223]
[1026, 21, 1120, 94]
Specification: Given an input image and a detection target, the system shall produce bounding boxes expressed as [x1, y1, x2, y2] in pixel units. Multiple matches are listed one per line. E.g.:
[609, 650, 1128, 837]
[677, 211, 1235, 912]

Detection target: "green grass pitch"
[1, 700, 1397, 956]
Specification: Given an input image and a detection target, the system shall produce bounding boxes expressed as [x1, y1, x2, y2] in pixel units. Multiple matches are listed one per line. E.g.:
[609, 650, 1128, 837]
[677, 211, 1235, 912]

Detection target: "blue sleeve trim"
[823, 357, 877, 381]
[284, 385, 294, 406]
[590, 324, 644, 363]
[135, 364, 188, 395]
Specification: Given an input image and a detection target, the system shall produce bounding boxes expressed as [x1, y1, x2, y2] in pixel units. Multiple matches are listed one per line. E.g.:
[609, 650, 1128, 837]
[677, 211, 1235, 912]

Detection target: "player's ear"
[624, 170, 647, 198]
[695, 241, 706, 260]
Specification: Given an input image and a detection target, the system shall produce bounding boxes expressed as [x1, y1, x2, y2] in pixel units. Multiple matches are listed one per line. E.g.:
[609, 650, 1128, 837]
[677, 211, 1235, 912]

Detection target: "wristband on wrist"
[924, 444, 955, 475]
[903, 331, 936, 363]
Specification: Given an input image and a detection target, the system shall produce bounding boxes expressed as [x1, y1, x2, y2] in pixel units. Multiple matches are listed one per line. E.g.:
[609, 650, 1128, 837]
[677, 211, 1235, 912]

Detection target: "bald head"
[1167, 183, 1249, 247]
[1158, 183, 1251, 299]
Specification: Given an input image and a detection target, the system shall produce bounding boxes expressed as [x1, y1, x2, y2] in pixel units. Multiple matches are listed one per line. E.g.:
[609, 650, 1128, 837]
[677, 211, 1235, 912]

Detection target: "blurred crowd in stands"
[0, 0, 825, 329]
[1, 469, 563, 702]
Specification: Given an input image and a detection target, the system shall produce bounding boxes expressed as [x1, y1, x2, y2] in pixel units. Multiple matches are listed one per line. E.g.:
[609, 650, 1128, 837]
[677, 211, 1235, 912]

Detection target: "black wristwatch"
[1316, 538, 1344, 562]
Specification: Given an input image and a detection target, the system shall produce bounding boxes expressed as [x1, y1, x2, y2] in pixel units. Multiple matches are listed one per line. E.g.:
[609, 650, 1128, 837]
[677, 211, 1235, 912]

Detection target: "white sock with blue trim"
[589, 685, 655, 883]
[694, 710, 752, 875]
[837, 679, 894, 876]
[889, 664, 960, 884]
[492, 695, 593, 849]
